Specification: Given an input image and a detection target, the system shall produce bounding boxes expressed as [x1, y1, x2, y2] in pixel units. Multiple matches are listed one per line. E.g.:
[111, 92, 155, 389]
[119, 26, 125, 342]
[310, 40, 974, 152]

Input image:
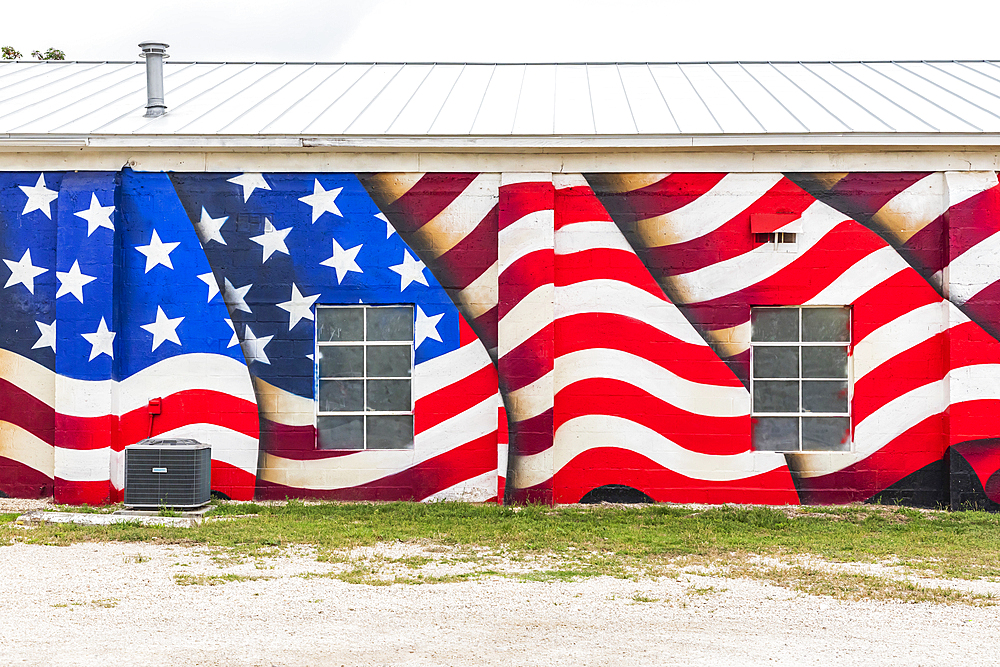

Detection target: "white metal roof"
[2, 61, 1000, 147]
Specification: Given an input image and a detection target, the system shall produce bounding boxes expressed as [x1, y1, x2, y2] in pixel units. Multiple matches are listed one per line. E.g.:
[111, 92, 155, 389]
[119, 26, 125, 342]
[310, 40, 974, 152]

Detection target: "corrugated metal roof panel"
[1, 61, 999, 141]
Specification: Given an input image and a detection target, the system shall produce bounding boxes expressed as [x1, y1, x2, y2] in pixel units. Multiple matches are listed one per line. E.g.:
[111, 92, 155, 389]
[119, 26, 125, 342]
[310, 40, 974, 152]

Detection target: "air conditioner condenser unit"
[124, 438, 212, 509]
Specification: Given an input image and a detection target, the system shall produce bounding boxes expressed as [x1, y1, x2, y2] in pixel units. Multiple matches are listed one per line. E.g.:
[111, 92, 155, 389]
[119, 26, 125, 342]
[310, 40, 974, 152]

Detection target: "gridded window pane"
[366, 345, 412, 378]
[802, 307, 850, 342]
[802, 346, 849, 378]
[802, 381, 848, 413]
[318, 345, 364, 378]
[753, 346, 799, 378]
[366, 379, 411, 411]
[802, 417, 851, 451]
[317, 307, 363, 342]
[368, 306, 413, 341]
[319, 379, 364, 412]
[753, 380, 799, 413]
[317, 416, 364, 450]
[752, 417, 799, 451]
[751, 308, 798, 342]
[367, 415, 414, 449]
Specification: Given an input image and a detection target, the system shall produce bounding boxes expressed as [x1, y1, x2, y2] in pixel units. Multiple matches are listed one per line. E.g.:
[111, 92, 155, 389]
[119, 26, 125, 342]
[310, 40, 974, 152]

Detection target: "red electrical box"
[147, 398, 162, 415]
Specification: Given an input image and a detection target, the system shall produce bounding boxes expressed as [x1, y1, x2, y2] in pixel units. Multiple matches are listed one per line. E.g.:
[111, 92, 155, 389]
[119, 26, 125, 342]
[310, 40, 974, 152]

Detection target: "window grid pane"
[751, 306, 851, 452]
[316, 305, 414, 450]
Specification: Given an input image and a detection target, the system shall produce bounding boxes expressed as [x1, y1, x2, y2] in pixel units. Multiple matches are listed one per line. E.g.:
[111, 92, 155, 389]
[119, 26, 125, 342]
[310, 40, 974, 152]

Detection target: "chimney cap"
[138, 41, 170, 58]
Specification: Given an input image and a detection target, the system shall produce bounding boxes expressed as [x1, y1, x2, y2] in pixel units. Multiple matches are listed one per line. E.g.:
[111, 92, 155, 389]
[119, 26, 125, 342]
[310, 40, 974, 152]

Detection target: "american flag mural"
[1, 168, 999, 509]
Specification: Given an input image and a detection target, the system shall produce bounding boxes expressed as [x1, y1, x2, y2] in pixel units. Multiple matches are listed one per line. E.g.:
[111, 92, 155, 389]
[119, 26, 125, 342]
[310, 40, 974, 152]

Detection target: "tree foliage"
[1, 46, 65, 60]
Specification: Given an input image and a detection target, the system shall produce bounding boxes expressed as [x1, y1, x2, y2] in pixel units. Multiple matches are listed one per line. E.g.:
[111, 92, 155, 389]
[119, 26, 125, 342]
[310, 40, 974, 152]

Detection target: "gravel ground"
[1, 499, 997, 666]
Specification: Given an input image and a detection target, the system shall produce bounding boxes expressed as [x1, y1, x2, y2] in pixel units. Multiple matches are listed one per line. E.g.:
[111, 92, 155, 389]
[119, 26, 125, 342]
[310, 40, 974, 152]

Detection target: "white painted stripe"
[498, 284, 554, 358]
[50, 353, 255, 418]
[0, 421, 54, 477]
[671, 200, 847, 305]
[555, 279, 707, 347]
[454, 260, 498, 320]
[501, 173, 552, 186]
[941, 227, 1000, 305]
[506, 370, 554, 422]
[641, 172, 784, 247]
[872, 172, 947, 241]
[498, 208, 554, 273]
[53, 446, 110, 482]
[555, 219, 635, 255]
[555, 348, 750, 418]
[553, 173, 590, 189]
[805, 246, 909, 306]
[259, 393, 497, 490]
[421, 469, 497, 502]
[853, 301, 965, 381]
[514, 415, 786, 489]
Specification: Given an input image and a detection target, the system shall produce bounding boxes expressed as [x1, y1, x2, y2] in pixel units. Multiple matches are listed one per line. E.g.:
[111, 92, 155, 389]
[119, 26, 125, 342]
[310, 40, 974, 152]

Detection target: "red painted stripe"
[499, 181, 554, 231]
[671, 221, 883, 335]
[414, 363, 498, 433]
[118, 389, 260, 442]
[555, 247, 665, 299]
[546, 446, 799, 504]
[508, 409, 554, 456]
[498, 322, 554, 394]
[554, 378, 750, 455]
[898, 213, 947, 277]
[498, 249, 553, 320]
[255, 431, 497, 501]
[636, 178, 818, 276]
[210, 459, 256, 501]
[0, 456, 53, 498]
[852, 331, 950, 425]
[944, 185, 1000, 264]
[851, 269, 942, 343]
[54, 478, 111, 506]
[0, 378, 54, 446]
[554, 185, 615, 229]
[432, 204, 498, 291]
[54, 414, 117, 450]
[554, 312, 744, 387]
[379, 173, 480, 232]
[589, 173, 728, 225]
[470, 305, 499, 352]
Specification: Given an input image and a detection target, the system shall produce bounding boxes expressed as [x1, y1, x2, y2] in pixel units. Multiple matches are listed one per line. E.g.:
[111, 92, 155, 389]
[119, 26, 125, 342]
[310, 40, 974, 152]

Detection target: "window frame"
[749, 305, 853, 453]
[314, 304, 415, 451]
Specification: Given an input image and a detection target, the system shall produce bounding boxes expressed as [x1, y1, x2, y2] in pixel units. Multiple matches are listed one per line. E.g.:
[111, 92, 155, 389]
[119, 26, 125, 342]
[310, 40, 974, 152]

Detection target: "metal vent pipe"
[139, 41, 169, 118]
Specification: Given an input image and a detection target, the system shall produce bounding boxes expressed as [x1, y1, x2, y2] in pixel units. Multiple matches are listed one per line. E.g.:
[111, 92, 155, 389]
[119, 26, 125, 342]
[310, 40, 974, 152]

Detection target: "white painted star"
[223, 277, 252, 313]
[277, 283, 320, 331]
[376, 212, 394, 239]
[249, 217, 292, 263]
[228, 172, 271, 202]
[32, 320, 56, 352]
[19, 173, 58, 219]
[3, 249, 47, 294]
[56, 260, 97, 303]
[140, 306, 184, 352]
[82, 317, 115, 361]
[195, 207, 228, 246]
[320, 238, 363, 284]
[197, 272, 220, 302]
[224, 318, 239, 348]
[299, 179, 343, 222]
[414, 306, 444, 349]
[389, 251, 429, 291]
[135, 230, 179, 273]
[241, 325, 273, 365]
[74, 193, 115, 236]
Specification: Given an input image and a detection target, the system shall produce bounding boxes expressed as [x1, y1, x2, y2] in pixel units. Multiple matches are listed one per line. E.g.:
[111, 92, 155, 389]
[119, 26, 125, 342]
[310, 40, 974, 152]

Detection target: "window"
[750, 306, 851, 452]
[316, 305, 414, 450]
[754, 232, 798, 251]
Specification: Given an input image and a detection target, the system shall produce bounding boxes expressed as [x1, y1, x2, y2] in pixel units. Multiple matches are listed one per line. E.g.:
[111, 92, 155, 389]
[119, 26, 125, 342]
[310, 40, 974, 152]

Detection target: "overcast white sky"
[2, 0, 999, 63]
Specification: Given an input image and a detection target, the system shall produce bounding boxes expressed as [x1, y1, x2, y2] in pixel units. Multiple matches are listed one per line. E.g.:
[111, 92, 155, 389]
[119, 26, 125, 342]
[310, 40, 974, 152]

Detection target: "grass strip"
[2, 502, 998, 580]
